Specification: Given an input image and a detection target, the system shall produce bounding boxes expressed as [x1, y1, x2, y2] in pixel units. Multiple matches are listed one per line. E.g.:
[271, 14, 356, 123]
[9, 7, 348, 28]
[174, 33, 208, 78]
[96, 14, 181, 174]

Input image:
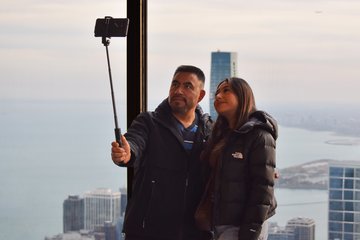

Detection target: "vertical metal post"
[126, 0, 147, 199]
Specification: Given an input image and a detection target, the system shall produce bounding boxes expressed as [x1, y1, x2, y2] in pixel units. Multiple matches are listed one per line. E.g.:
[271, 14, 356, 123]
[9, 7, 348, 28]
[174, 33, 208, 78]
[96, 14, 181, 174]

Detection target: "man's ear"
[198, 90, 206, 103]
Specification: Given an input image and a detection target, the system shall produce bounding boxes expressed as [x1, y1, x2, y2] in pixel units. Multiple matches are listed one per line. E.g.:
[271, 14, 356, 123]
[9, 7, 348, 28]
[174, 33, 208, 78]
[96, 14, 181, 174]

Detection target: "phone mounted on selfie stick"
[94, 16, 129, 147]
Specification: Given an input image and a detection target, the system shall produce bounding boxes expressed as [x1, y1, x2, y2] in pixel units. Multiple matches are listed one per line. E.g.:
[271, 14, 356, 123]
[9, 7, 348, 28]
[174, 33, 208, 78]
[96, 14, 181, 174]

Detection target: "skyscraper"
[63, 195, 84, 233]
[120, 190, 127, 217]
[286, 217, 315, 240]
[84, 188, 121, 231]
[328, 161, 360, 240]
[269, 218, 315, 240]
[209, 51, 238, 118]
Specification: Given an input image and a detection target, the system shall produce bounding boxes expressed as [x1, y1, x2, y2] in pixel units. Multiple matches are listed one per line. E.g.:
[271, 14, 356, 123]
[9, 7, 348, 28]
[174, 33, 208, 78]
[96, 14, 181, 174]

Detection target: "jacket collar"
[235, 110, 278, 140]
[154, 98, 210, 128]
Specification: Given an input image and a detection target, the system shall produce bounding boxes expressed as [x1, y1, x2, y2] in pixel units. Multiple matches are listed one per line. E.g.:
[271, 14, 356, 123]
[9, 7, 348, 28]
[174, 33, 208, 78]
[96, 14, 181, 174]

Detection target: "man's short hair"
[173, 65, 205, 85]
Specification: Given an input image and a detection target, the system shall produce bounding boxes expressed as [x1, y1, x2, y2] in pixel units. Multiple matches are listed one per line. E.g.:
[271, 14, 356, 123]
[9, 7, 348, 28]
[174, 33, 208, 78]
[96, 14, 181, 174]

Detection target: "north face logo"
[231, 152, 243, 159]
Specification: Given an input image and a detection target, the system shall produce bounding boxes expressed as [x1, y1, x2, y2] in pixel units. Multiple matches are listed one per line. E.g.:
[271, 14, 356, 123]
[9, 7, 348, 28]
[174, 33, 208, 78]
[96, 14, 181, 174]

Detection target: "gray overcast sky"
[1, 0, 360, 110]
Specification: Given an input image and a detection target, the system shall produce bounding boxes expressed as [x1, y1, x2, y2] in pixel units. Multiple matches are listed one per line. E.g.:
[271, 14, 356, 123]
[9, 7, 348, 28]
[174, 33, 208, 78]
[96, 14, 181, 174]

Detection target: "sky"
[1, 0, 360, 111]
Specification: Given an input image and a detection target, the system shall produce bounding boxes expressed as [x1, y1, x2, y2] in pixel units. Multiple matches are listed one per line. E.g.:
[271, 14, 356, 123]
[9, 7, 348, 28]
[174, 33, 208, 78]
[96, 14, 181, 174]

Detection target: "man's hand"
[111, 135, 131, 164]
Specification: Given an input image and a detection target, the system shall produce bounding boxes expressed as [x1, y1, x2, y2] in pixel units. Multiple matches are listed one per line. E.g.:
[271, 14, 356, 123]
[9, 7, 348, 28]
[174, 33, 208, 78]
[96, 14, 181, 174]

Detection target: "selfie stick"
[102, 18, 122, 147]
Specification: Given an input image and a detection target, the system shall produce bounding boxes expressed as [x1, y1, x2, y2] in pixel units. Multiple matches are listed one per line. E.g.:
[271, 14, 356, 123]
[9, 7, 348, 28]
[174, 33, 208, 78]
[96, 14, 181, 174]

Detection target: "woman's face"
[214, 81, 239, 121]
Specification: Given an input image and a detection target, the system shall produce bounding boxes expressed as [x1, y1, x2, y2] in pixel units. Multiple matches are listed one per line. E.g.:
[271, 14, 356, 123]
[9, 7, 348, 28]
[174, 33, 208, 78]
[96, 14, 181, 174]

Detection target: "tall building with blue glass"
[209, 51, 238, 119]
[328, 161, 360, 240]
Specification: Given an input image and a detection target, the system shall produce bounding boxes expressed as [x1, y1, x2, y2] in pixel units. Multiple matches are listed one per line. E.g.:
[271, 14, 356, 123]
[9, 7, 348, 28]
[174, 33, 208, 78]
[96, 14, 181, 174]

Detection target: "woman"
[198, 77, 278, 240]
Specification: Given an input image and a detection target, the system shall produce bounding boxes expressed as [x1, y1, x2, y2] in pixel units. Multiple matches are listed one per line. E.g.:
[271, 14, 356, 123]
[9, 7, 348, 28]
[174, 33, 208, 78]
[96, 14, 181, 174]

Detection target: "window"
[330, 190, 343, 200]
[330, 178, 344, 189]
[345, 202, 354, 211]
[344, 190, 354, 200]
[330, 212, 343, 221]
[330, 167, 344, 178]
[345, 168, 355, 178]
[330, 201, 344, 211]
[344, 212, 354, 222]
[345, 179, 354, 189]
[329, 221, 343, 231]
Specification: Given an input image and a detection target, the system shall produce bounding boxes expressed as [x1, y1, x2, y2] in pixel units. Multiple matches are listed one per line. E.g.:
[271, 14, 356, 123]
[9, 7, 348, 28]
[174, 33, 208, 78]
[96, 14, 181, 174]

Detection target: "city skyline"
[1, 1, 360, 239]
[1, 0, 360, 108]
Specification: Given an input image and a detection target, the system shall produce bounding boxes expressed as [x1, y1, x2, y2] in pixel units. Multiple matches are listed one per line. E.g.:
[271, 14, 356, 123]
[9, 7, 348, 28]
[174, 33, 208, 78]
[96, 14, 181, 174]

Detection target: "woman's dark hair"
[203, 77, 257, 167]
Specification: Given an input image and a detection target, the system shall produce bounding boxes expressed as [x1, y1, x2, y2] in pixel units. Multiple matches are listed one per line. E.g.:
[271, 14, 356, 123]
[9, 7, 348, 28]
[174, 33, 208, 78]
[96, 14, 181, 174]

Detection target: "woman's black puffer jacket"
[213, 110, 278, 240]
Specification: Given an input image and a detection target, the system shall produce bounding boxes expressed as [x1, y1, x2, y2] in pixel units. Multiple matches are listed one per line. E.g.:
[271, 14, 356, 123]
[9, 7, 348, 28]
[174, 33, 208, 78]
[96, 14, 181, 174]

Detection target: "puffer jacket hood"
[236, 110, 278, 140]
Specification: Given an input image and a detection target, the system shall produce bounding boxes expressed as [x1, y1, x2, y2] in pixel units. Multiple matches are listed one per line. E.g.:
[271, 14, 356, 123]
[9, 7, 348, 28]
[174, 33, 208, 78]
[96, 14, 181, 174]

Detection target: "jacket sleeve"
[120, 112, 151, 167]
[238, 130, 276, 239]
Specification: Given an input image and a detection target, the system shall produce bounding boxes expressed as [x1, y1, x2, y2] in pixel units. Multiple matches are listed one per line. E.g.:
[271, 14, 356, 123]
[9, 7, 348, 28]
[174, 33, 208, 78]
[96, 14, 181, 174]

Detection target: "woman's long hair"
[203, 77, 257, 167]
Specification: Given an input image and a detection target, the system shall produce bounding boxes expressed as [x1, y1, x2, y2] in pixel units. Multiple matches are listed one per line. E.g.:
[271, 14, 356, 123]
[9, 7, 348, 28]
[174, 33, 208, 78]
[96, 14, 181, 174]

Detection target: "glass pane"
[330, 167, 344, 177]
[344, 212, 354, 222]
[330, 201, 344, 211]
[355, 223, 360, 234]
[345, 202, 354, 211]
[330, 190, 343, 200]
[354, 202, 360, 211]
[145, 2, 360, 240]
[329, 212, 343, 221]
[344, 233, 354, 240]
[345, 179, 354, 189]
[344, 190, 354, 200]
[355, 213, 360, 222]
[345, 168, 355, 178]
[329, 222, 343, 231]
[330, 179, 344, 189]
[329, 233, 343, 240]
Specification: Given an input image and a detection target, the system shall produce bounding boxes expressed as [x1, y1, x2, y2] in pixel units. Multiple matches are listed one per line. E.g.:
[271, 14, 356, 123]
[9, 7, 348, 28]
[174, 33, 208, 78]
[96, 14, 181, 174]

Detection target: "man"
[111, 65, 213, 240]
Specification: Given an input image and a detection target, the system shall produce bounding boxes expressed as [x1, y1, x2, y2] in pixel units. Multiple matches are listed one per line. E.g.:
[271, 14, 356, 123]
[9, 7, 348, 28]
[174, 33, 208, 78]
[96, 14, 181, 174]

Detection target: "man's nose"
[174, 86, 184, 94]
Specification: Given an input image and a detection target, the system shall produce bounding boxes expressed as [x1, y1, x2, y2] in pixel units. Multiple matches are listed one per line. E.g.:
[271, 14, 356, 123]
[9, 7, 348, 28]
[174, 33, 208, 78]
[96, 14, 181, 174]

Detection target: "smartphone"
[94, 17, 129, 38]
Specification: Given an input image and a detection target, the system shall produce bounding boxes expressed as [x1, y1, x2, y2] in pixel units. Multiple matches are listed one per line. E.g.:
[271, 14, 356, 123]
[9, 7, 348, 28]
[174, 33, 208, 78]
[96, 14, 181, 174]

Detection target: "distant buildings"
[328, 161, 360, 240]
[45, 230, 94, 240]
[286, 217, 315, 240]
[269, 217, 315, 240]
[63, 195, 84, 232]
[209, 51, 238, 118]
[57, 188, 127, 240]
[46, 224, 122, 240]
[119, 188, 127, 217]
[84, 188, 121, 231]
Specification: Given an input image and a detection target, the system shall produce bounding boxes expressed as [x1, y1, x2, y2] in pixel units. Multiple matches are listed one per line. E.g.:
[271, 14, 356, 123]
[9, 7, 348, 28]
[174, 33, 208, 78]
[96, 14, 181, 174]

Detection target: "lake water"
[1, 100, 360, 240]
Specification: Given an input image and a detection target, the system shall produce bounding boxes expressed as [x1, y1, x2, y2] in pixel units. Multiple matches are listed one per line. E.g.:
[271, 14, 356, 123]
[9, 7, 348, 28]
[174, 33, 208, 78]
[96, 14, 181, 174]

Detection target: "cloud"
[147, 0, 360, 105]
[1, 0, 360, 105]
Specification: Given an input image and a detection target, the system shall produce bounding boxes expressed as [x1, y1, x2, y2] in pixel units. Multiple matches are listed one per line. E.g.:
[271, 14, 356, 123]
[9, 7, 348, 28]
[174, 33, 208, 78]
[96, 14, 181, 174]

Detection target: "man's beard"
[170, 102, 188, 115]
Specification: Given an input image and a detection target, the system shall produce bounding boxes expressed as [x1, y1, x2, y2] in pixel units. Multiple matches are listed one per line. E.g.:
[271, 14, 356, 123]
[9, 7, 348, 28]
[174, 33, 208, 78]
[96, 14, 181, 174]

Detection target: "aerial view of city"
[1, 1, 360, 240]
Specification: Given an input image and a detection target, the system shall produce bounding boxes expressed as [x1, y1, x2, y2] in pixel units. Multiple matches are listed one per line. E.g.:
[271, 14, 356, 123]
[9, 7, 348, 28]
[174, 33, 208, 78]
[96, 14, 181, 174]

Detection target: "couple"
[111, 65, 278, 240]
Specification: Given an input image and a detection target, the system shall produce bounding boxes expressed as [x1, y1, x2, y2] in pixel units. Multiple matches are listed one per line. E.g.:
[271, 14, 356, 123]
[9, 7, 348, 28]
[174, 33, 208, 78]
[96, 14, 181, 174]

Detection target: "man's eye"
[185, 84, 193, 89]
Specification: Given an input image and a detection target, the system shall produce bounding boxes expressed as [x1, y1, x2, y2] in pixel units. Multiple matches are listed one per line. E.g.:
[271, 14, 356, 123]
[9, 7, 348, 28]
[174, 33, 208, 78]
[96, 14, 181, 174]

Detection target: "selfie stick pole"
[102, 35, 123, 147]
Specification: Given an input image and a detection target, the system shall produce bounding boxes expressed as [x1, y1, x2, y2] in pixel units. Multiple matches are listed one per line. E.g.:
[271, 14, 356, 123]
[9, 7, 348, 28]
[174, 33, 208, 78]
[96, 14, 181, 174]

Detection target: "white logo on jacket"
[231, 152, 243, 159]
